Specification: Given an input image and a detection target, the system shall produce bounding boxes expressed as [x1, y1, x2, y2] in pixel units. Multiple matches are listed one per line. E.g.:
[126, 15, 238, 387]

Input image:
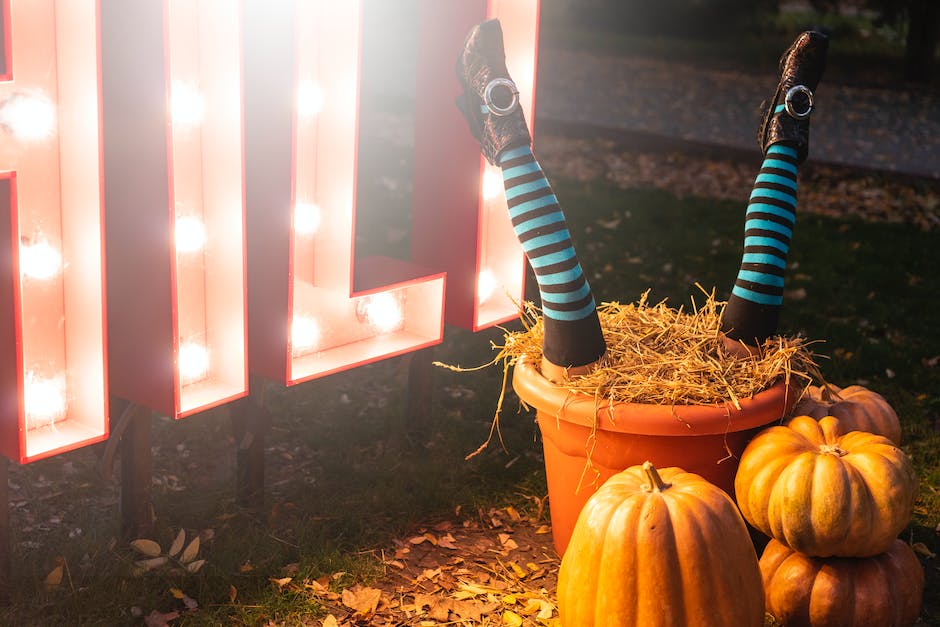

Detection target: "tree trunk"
[905, 0, 940, 82]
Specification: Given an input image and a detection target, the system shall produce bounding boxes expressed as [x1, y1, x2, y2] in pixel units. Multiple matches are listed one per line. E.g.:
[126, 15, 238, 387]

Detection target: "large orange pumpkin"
[794, 384, 902, 444]
[557, 462, 764, 627]
[735, 415, 916, 557]
[760, 538, 924, 627]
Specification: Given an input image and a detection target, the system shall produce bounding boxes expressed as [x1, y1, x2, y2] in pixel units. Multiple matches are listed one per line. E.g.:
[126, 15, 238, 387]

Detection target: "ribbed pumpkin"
[794, 384, 901, 444]
[735, 415, 916, 557]
[760, 538, 924, 627]
[557, 462, 764, 627]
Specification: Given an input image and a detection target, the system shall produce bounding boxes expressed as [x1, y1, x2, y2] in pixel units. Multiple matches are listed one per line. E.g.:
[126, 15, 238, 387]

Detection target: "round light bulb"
[175, 216, 207, 253]
[482, 166, 504, 201]
[171, 82, 205, 127]
[24, 372, 67, 425]
[178, 342, 210, 385]
[0, 92, 57, 141]
[20, 241, 62, 280]
[294, 202, 321, 236]
[357, 293, 403, 335]
[297, 81, 325, 118]
[477, 269, 499, 305]
[291, 315, 321, 355]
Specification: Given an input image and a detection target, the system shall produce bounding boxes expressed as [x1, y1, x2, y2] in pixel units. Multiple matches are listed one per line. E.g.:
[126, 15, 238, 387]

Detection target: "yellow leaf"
[508, 561, 527, 578]
[270, 577, 292, 588]
[130, 539, 162, 557]
[186, 559, 206, 573]
[168, 529, 186, 558]
[502, 610, 523, 626]
[522, 598, 542, 615]
[180, 536, 200, 564]
[322, 615, 339, 627]
[535, 525, 551, 534]
[526, 562, 540, 571]
[505, 506, 522, 522]
[537, 600, 555, 619]
[228, 585, 237, 604]
[169, 587, 185, 599]
[502, 594, 517, 605]
[44, 564, 63, 589]
[342, 584, 382, 616]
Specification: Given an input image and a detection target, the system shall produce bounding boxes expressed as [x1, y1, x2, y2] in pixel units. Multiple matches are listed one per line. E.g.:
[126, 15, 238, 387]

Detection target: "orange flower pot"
[512, 357, 797, 556]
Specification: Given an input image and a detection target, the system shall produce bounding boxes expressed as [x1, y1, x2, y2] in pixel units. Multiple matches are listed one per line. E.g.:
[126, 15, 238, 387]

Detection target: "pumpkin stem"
[642, 461, 672, 492]
[819, 444, 847, 457]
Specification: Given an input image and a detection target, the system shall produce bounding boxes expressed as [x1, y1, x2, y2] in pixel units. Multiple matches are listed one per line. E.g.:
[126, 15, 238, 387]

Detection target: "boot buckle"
[784, 85, 814, 120]
[484, 78, 520, 117]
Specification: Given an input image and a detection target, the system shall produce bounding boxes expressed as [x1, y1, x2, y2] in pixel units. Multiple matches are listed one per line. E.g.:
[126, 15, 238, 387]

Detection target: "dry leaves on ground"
[537, 135, 940, 232]
[268, 503, 560, 625]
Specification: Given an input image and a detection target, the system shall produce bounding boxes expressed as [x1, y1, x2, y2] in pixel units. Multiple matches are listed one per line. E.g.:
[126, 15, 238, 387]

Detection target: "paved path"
[536, 47, 940, 179]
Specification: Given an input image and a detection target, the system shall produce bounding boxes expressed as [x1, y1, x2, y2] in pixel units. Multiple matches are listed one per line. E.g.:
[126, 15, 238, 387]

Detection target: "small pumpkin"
[760, 538, 924, 627]
[735, 415, 916, 557]
[794, 383, 901, 444]
[557, 462, 764, 627]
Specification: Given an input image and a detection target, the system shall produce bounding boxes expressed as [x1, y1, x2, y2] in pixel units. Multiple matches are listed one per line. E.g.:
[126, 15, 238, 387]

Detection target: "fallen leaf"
[342, 584, 382, 616]
[507, 562, 527, 579]
[322, 616, 339, 627]
[270, 577, 292, 589]
[505, 506, 522, 522]
[239, 561, 254, 573]
[502, 594, 518, 605]
[414, 593, 452, 621]
[168, 530, 186, 558]
[228, 585, 237, 604]
[186, 559, 206, 573]
[535, 525, 551, 535]
[912, 542, 936, 558]
[130, 539, 162, 557]
[502, 610, 523, 626]
[437, 533, 458, 549]
[44, 564, 63, 589]
[180, 536, 200, 564]
[169, 588, 185, 600]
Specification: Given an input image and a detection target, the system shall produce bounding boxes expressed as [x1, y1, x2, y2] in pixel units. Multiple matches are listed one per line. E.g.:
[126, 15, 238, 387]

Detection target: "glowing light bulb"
[297, 81, 324, 118]
[175, 216, 207, 253]
[171, 82, 205, 127]
[0, 92, 57, 141]
[20, 241, 62, 280]
[477, 269, 499, 305]
[291, 315, 321, 355]
[178, 342, 210, 385]
[357, 293, 404, 335]
[482, 166, 504, 201]
[24, 372, 67, 426]
[294, 202, 321, 236]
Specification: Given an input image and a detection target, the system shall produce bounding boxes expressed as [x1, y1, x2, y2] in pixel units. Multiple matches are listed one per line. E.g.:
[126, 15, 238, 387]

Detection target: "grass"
[1, 171, 938, 624]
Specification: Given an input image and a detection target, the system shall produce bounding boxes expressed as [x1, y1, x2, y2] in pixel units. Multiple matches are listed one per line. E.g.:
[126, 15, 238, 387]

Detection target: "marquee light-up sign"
[102, 0, 248, 419]
[0, 0, 109, 463]
[247, 0, 539, 385]
[0, 1, 539, 462]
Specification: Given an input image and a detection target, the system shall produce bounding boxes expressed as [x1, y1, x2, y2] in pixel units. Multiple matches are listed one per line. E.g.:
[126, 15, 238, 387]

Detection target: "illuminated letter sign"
[0, 0, 109, 463]
[246, 0, 539, 384]
[102, 0, 247, 418]
[246, 0, 446, 385]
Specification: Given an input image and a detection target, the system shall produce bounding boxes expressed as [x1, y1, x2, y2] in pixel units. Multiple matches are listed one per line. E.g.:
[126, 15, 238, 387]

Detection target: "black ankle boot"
[455, 19, 531, 165]
[758, 31, 829, 164]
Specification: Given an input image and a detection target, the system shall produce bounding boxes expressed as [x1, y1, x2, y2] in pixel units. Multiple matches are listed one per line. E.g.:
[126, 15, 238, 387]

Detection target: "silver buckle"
[483, 78, 519, 116]
[784, 85, 814, 120]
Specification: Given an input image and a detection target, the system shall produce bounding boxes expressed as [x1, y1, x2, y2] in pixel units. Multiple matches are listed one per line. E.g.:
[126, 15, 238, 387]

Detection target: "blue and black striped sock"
[499, 145, 605, 367]
[722, 143, 799, 344]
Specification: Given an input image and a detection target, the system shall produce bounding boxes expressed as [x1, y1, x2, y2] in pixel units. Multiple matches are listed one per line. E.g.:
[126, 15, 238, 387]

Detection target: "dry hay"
[443, 288, 820, 409]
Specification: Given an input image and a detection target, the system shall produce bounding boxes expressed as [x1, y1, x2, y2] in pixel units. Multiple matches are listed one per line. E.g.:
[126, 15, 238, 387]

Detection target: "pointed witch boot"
[455, 19, 532, 165]
[758, 30, 829, 164]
